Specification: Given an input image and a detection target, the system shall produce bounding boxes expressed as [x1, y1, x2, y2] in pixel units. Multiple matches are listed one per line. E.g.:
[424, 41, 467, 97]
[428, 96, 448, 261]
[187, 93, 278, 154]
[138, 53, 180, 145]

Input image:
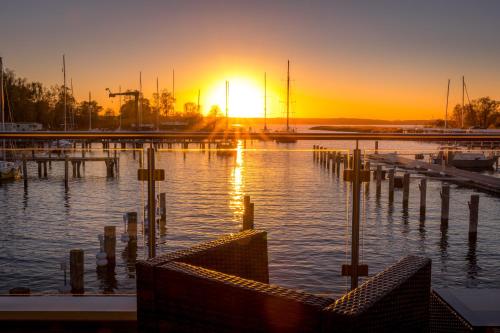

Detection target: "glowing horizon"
[2, 1, 500, 120]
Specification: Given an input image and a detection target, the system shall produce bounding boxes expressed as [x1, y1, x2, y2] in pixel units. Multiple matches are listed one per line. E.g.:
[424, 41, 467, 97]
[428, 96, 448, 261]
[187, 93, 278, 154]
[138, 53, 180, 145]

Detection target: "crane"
[106, 88, 140, 130]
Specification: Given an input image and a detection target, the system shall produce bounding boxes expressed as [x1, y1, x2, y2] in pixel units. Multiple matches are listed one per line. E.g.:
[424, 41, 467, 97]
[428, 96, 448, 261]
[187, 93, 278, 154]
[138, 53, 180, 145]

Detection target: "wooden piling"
[104, 226, 116, 264]
[37, 161, 42, 178]
[375, 141, 379, 154]
[242, 195, 254, 230]
[43, 161, 47, 178]
[72, 161, 77, 178]
[126, 212, 138, 240]
[22, 158, 28, 188]
[70, 249, 84, 294]
[376, 165, 382, 196]
[468, 195, 479, 241]
[440, 184, 450, 226]
[77, 161, 81, 178]
[64, 156, 69, 190]
[388, 169, 395, 204]
[402, 173, 410, 208]
[159, 193, 166, 234]
[419, 178, 427, 221]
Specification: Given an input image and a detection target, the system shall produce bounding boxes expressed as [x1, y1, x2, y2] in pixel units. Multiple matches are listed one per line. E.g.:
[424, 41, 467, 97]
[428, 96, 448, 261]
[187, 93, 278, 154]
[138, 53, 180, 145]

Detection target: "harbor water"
[0, 137, 499, 297]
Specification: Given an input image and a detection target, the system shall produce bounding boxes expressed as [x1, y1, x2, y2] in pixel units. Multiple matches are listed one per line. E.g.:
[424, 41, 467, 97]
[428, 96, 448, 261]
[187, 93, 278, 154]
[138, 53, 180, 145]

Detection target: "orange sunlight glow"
[205, 78, 262, 118]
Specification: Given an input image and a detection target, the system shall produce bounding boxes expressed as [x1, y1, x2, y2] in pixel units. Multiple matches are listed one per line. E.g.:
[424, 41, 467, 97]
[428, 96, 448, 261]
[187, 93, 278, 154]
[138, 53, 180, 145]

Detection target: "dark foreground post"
[104, 226, 116, 265]
[127, 212, 138, 240]
[388, 169, 394, 204]
[242, 195, 254, 230]
[440, 184, 450, 226]
[70, 249, 84, 294]
[402, 172, 410, 209]
[468, 195, 479, 242]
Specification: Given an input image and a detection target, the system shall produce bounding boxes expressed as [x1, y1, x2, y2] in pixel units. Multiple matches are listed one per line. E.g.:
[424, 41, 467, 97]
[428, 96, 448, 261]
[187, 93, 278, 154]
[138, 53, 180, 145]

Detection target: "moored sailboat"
[0, 57, 21, 180]
[275, 60, 297, 143]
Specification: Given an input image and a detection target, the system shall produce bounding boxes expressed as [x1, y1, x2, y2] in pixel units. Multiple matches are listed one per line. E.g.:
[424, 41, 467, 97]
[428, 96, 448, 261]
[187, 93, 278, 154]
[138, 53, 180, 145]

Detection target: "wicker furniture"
[137, 230, 432, 332]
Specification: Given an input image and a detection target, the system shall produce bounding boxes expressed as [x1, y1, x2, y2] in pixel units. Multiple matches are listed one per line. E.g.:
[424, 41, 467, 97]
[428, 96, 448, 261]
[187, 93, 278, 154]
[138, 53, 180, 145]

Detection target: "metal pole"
[351, 145, 361, 290]
[63, 55, 67, 132]
[264, 72, 267, 131]
[225, 80, 229, 130]
[286, 60, 290, 132]
[147, 147, 156, 258]
[445, 79, 450, 129]
[1, 57, 5, 160]
[88, 91, 92, 131]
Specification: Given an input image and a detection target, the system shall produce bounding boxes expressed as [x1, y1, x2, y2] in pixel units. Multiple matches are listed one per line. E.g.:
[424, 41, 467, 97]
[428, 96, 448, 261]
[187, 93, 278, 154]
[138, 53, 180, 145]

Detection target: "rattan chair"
[137, 230, 432, 333]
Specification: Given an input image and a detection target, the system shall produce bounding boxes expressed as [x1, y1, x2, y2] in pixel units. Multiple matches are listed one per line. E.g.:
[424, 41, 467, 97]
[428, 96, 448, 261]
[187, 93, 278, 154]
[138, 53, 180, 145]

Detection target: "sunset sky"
[1, 0, 500, 120]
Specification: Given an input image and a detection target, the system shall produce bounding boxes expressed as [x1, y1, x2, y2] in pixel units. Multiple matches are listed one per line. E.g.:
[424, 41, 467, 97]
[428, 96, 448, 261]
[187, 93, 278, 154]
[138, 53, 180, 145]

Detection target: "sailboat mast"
[225, 80, 229, 130]
[1, 57, 5, 160]
[156, 77, 160, 131]
[461, 75, 465, 128]
[197, 89, 200, 113]
[445, 79, 450, 130]
[89, 91, 92, 131]
[139, 71, 143, 128]
[1, 57, 4, 133]
[63, 55, 67, 131]
[118, 86, 122, 130]
[264, 72, 267, 131]
[286, 60, 290, 132]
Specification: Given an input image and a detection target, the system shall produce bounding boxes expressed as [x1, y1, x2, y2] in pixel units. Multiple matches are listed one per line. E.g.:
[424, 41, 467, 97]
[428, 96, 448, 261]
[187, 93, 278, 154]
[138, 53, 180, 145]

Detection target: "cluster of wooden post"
[313, 145, 344, 177]
[242, 195, 254, 231]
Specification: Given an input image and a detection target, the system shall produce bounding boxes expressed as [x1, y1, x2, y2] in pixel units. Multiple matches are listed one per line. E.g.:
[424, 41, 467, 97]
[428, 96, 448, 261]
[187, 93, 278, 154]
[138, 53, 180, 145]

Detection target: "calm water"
[0, 137, 499, 297]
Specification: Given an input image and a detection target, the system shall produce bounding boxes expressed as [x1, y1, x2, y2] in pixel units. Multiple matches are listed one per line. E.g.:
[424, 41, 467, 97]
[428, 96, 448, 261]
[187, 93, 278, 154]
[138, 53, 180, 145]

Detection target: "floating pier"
[370, 153, 500, 196]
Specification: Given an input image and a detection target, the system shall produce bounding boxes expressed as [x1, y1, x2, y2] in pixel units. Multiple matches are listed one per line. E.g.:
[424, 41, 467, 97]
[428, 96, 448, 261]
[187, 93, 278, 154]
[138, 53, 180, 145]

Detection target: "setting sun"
[205, 78, 263, 118]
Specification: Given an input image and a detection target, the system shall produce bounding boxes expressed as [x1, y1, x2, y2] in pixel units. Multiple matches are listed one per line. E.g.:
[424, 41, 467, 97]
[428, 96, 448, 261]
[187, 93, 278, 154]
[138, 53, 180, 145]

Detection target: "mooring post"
[364, 161, 370, 193]
[104, 226, 116, 265]
[159, 192, 166, 234]
[64, 155, 69, 190]
[126, 212, 138, 240]
[419, 178, 427, 221]
[70, 249, 84, 294]
[402, 172, 410, 209]
[376, 165, 382, 197]
[375, 140, 379, 154]
[22, 157, 28, 188]
[468, 195, 479, 242]
[331, 151, 337, 174]
[37, 161, 42, 178]
[440, 184, 450, 226]
[242, 195, 254, 230]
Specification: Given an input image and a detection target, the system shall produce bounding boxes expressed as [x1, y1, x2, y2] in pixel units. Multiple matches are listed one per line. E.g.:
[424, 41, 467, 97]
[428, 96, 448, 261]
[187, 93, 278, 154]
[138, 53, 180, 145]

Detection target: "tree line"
[1, 69, 223, 130]
[434, 97, 500, 129]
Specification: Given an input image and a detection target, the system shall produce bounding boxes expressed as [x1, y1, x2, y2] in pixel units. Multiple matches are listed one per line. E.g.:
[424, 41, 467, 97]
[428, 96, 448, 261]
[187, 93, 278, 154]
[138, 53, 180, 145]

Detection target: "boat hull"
[449, 158, 496, 170]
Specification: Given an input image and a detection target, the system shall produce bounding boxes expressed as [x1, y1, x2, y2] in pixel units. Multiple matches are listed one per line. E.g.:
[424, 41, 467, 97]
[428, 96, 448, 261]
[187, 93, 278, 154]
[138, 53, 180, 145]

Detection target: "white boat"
[448, 152, 497, 170]
[0, 161, 21, 180]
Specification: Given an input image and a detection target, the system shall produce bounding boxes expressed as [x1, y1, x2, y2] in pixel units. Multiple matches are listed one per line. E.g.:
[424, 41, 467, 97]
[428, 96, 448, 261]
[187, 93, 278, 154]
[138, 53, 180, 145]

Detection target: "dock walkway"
[370, 153, 500, 195]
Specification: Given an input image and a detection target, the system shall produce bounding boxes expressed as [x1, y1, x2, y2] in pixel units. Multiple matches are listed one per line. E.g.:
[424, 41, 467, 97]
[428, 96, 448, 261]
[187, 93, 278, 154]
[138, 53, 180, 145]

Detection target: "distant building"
[1, 122, 43, 131]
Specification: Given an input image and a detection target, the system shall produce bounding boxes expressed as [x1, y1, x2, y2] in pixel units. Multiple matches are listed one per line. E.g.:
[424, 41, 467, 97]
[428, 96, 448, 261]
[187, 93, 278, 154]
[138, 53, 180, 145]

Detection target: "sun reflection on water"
[229, 140, 244, 219]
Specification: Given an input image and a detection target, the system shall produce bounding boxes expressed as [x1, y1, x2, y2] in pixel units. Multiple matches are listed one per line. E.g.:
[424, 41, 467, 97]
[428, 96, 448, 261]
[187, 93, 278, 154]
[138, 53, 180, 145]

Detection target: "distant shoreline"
[230, 117, 432, 126]
[309, 125, 409, 133]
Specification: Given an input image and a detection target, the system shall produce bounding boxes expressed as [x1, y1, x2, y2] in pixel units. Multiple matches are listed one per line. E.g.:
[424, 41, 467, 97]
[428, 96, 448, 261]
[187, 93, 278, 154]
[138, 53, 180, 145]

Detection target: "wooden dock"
[370, 153, 500, 195]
